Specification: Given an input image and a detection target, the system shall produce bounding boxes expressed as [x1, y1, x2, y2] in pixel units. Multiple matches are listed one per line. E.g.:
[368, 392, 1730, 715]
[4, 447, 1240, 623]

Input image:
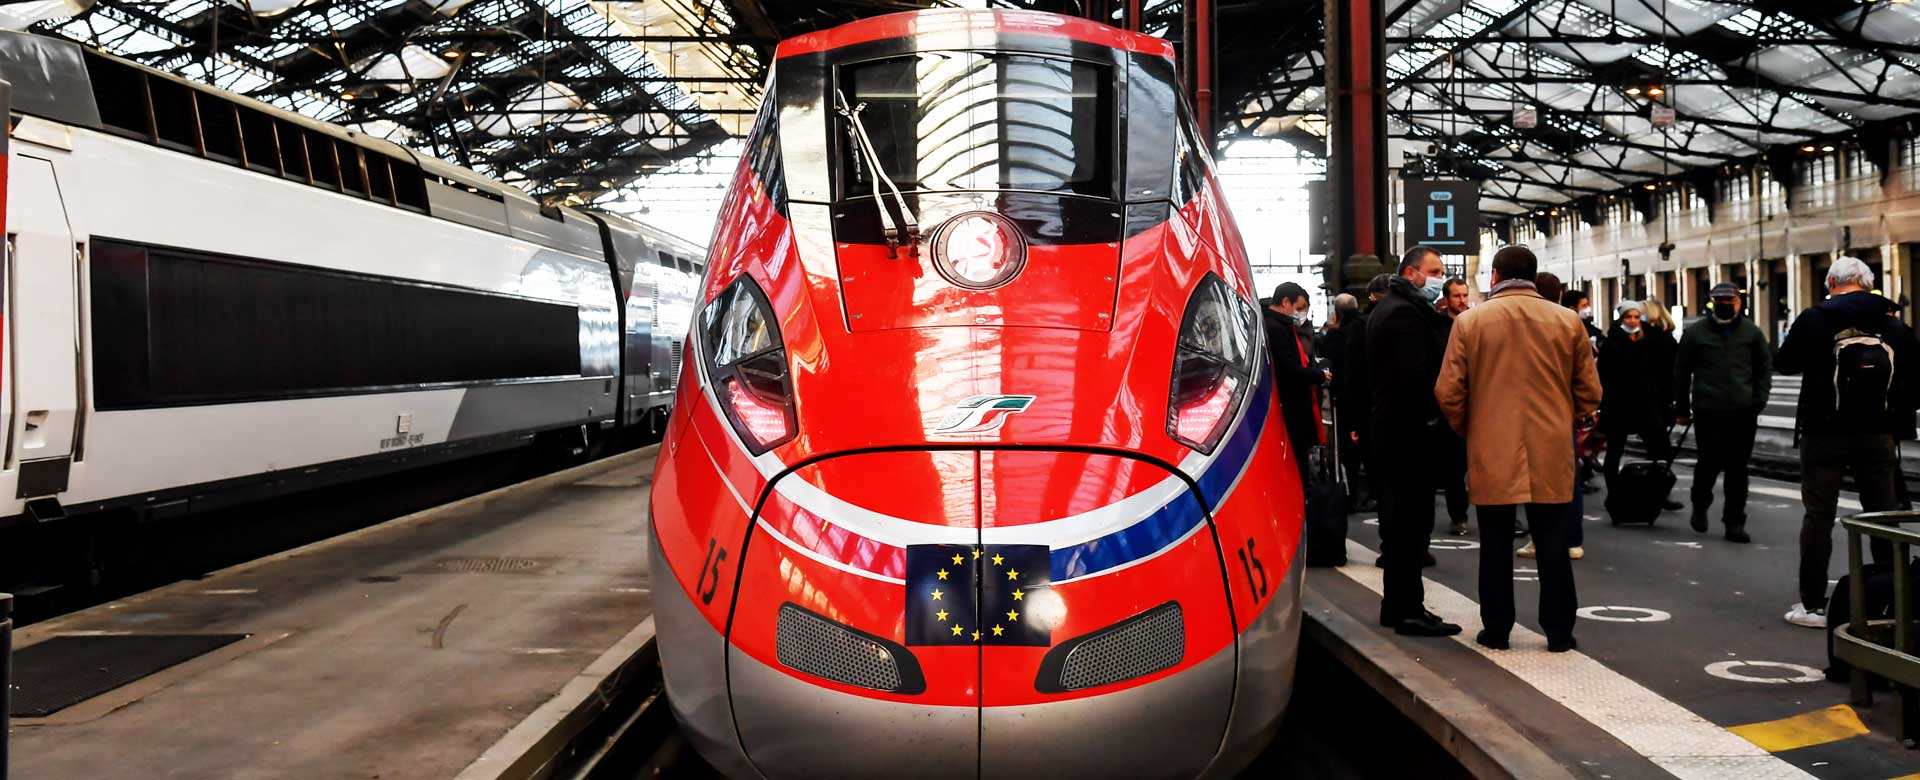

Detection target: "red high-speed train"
[649, 9, 1304, 779]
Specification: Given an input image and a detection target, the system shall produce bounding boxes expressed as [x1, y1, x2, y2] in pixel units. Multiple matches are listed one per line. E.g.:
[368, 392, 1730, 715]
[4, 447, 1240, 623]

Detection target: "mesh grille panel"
[1058, 602, 1184, 691]
[776, 604, 904, 692]
[669, 340, 682, 389]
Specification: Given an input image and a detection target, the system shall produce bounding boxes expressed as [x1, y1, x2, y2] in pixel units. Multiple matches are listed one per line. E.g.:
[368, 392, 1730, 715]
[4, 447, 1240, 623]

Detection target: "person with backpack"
[1674, 283, 1771, 543]
[1776, 257, 1918, 628]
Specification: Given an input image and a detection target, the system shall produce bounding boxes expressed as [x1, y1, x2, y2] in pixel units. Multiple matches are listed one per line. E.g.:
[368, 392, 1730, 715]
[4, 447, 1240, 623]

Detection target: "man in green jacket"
[1674, 282, 1772, 542]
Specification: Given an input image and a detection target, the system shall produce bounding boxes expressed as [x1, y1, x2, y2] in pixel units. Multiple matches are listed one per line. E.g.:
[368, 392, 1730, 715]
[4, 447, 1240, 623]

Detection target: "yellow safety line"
[1728, 705, 1870, 753]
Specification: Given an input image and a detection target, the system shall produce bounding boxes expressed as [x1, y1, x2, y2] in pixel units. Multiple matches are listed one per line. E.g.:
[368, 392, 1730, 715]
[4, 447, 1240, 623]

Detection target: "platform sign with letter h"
[1404, 179, 1480, 255]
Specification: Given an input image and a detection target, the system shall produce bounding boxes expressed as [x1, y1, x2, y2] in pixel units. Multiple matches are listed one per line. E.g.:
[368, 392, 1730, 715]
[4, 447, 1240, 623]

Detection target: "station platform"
[1316, 462, 1920, 780]
[7, 447, 660, 780]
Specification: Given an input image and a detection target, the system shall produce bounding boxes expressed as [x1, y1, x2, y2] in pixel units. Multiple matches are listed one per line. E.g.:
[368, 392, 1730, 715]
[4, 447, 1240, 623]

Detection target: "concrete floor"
[8, 449, 657, 780]
[1321, 463, 1920, 779]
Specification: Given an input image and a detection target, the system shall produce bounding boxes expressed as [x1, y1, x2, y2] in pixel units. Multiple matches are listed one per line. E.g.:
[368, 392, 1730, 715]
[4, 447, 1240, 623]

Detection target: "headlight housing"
[1167, 274, 1256, 453]
[701, 276, 796, 453]
[931, 211, 1026, 290]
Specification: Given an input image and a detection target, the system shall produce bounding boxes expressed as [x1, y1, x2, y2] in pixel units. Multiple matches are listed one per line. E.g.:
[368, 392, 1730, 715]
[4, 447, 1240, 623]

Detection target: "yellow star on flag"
[973, 548, 982, 559]
[931, 588, 943, 601]
[937, 569, 949, 581]
[991, 554, 1005, 566]
[952, 553, 964, 565]
[936, 609, 949, 622]
[1012, 589, 1024, 600]
[972, 630, 982, 641]
[1007, 609, 1019, 621]
[951, 624, 964, 637]
[992, 625, 1005, 636]
[1007, 568, 1019, 581]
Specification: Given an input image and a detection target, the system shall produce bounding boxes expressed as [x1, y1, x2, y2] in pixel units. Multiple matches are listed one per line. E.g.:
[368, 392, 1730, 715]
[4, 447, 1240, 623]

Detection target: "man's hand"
[1322, 369, 1333, 382]
[1348, 430, 1360, 443]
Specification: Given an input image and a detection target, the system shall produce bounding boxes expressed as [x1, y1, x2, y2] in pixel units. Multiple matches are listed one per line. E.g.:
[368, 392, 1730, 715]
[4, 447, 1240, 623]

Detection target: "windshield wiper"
[834, 90, 921, 259]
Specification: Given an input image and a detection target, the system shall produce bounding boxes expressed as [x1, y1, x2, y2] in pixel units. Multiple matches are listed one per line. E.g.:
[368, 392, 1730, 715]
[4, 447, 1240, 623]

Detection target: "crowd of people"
[1266, 250, 1920, 652]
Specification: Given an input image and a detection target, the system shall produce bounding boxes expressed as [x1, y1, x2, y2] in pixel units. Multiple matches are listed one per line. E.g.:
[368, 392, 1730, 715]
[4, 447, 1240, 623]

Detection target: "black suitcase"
[1605, 424, 1689, 526]
[1303, 402, 1348, 568]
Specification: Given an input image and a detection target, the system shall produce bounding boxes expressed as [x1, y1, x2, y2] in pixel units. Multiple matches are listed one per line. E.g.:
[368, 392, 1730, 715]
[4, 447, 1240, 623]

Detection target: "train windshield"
[837, 52, 1113, 199]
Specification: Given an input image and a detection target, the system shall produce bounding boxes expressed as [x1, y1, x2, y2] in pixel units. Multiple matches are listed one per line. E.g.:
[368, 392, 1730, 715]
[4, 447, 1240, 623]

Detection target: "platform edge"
[1301, 583, 1580, 780]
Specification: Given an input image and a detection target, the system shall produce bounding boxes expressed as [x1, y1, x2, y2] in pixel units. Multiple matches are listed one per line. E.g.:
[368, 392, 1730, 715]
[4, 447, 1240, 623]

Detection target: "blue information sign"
[1404, 179, 1480, 254]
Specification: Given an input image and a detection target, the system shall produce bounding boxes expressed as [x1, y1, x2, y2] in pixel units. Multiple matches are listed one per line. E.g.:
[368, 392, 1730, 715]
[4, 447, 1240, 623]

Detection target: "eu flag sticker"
[978, 544, 1052, 647]
[905, 543, 1052, 647]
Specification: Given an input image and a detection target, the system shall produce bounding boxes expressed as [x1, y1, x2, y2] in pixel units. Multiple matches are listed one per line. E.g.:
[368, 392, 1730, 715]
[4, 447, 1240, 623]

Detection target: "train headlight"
[701, 276, 797, 453]
[931, 211, 1025, 290]
[1167, 274, 1255, 453]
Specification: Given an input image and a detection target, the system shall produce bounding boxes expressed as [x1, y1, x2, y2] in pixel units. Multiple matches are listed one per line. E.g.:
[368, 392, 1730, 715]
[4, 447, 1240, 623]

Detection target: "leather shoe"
[1689, 510, 1708, 533]
[1394, 611, 1462, 637]
[1725, 528, 1751, 544]
[1474, 629, 1509, 650]
[1547, 637, 1578, 653]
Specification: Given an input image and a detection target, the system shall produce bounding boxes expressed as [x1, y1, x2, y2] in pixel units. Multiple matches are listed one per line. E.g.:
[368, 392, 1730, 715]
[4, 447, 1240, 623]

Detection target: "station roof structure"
[1241, 0, 1920, 217]
[17, 0, 1908, 221]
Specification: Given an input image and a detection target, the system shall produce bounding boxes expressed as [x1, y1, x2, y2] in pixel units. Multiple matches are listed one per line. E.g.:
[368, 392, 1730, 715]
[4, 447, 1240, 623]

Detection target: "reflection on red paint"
[937, 213, 1019, 288]
[1173, 374, 1236, 447]
[729, 377, 791, 445]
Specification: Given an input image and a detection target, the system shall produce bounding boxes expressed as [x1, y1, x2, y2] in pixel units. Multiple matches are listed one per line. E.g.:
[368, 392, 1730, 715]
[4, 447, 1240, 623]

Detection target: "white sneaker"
[1569, 546, 1585, 560]
[1516, 542, 1536, 559]
[1783, 603, 1827, 629]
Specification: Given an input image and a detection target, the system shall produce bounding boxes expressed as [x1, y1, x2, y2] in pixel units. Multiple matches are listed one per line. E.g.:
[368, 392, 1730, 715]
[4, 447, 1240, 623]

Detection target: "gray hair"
[1828, 256, 1875, 290]
[1330, 293, 1360, 324]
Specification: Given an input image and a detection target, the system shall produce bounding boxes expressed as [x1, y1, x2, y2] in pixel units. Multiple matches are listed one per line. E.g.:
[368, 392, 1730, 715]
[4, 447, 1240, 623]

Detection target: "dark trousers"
[1339, 436, 1367, 504]
[1602, 412, 1673, 482]
[1379, 426, 1441, 622]
[1692, 410, 1759, 527]
[1477, 502, 1578, 644]
[1800, 433, 1901, 610]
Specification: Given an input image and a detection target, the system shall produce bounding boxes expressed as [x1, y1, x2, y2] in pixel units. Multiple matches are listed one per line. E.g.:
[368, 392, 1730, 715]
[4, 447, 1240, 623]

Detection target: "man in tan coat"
[1436, 246, 1601, 653]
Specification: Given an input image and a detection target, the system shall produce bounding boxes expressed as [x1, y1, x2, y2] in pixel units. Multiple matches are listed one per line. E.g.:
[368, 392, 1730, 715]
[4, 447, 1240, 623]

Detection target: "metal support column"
[2, 592, 12, 780]
[1126, 0, 1142, 31]
[1193, 0, 1214, 141]
[1324, 0, 1389, 270]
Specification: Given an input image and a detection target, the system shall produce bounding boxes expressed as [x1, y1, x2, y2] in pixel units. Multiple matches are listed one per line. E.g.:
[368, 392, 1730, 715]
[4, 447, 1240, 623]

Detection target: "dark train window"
[278, 120, 308, 180]
[87, 55, 152, 138]
[337, 140, 368, 196]
[148, 77, 199, 150]
[366, 154, 395, 203]
[743, 91, 786, 211]
[837, 52, 1114, 198]
[307, 129, 340, 188]
[238, 108, 279, 173]
[197, 93, 241, 162]
[678, 255, 693, 273]
[658, 253, 674, 269]
[89, 239, 584, 409]
[391, 161, 428, 210]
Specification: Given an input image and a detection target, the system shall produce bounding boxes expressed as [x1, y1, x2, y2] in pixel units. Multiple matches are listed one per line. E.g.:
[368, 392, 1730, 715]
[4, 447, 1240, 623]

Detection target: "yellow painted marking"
[951, 624, 963, 637]
[1729, 705, 1869, 753]
[1007, 568, 1019, 580]
[991, 554, 1005, 565]
[1887, 774, 1920, 780]
[931, 588, 943, 601]
[935, 609, 949, 622]
[1012, 589, 1024, 601]
[937, 569, 949, 581]
[952, 554, 964, 565]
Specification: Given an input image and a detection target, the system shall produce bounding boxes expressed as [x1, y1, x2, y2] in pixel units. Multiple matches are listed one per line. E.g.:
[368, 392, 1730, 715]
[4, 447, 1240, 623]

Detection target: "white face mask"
[1579, 307, 1593, 321]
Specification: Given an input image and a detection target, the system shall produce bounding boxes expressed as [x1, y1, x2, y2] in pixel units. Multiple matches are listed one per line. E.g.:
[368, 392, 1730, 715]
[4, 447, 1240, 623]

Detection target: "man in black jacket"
[1345, 274, 1393, 513]
[1366, 246, 1460, 637]
[1265, 282, 1327, 483]
[1776, 258, 1918, 629]
[1674, 283, 1771, 542]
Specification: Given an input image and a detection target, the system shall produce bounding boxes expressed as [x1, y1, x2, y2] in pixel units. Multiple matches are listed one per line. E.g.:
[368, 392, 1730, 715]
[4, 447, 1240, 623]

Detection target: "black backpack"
[1832, 326, 1896, 423]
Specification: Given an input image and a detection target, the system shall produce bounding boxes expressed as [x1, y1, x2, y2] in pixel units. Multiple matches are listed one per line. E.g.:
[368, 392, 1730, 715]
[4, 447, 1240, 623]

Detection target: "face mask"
[1421, 275, 1446, 303]
[1623, 325, 1641, 335]
[1712, 302, 1738, 322]
[1579, 307, 1593, 321]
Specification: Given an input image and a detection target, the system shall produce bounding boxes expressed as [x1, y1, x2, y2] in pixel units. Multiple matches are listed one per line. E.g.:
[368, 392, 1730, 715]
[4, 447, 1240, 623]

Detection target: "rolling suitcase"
[1605, 424, 1689, 526]
[1303, 401, 1348, 568]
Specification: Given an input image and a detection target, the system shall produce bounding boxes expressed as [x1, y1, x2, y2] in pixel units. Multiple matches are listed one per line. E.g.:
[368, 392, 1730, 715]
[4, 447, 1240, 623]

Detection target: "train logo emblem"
[933, 395, 1036, 434]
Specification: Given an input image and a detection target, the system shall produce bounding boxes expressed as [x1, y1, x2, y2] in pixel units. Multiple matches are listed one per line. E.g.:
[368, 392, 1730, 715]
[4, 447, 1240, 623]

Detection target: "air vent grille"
[1049, 602, 1184, 692]
[776, 603, 923, 693]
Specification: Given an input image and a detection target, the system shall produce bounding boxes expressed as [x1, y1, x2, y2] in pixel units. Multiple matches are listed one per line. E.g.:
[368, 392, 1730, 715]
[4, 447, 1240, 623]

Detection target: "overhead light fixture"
[1648, 86, 1665, 96]
[1626, 86, 1642, 96]
[341, 92, 356, 101]
[1644, 183, 1657, 190]
[1822, 145, 1836, 152]
[443, 50, 462, 59]
[599, 179, 613, 187]
[1802, 144, 1818, 153]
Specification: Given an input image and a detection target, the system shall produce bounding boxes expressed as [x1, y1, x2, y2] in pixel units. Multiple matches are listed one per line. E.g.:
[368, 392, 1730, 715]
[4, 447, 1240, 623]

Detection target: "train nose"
[724, 449, 1235, 780]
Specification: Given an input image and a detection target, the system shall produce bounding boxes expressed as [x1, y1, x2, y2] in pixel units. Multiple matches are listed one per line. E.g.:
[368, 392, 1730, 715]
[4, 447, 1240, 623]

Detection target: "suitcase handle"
[1664, 423, 1693, 470]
